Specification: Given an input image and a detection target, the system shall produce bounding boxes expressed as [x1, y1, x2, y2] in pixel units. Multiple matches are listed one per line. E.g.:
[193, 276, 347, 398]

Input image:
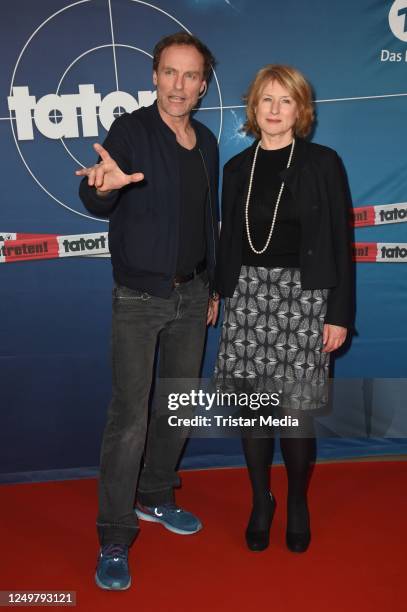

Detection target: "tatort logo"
[377, 206, 407, 223]
[6, 1, 223, 221]
[380, 245, 407, 259]
[61, 235, 107, 254]
[7, 86, 156, 141]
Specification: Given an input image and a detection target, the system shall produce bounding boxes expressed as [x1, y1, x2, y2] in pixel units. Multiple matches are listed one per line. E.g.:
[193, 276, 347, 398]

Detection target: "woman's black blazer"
[215, 138, 354, 329]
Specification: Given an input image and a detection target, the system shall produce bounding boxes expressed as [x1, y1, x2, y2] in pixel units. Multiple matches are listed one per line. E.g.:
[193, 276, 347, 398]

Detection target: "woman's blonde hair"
[243, 64, 314, 139]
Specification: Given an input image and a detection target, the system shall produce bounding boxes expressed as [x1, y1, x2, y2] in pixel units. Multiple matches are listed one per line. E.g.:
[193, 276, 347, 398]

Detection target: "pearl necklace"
[245, 138, 295, 255]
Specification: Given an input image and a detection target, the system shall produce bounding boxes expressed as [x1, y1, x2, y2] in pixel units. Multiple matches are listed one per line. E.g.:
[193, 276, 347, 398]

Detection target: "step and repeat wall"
[1, 0, 407, 479]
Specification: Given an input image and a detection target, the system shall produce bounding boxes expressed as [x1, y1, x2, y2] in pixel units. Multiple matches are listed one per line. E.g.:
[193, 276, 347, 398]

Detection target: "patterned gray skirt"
[214, 266, 330, 412]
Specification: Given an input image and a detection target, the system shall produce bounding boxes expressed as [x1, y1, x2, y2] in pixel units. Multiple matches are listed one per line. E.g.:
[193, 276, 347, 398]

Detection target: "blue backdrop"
[1, 0, 407, 481]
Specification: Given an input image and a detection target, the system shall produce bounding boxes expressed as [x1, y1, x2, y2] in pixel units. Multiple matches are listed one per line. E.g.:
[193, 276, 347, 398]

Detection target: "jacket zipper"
[198, 147, 217, 267]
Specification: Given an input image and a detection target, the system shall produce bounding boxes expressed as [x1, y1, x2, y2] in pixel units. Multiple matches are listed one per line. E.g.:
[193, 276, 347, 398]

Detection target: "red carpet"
[1, 462, 406, 611]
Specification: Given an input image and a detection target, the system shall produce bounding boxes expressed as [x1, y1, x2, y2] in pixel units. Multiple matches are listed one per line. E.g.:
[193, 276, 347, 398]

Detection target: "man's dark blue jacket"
[79, 101, 219, 297]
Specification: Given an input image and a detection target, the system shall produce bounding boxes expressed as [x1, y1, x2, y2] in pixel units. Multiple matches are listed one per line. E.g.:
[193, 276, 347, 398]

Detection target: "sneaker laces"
[102, 544, 128, 559]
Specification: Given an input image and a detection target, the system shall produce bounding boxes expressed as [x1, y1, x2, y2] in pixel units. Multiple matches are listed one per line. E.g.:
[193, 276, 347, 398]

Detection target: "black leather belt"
[173, 260, 206, 287]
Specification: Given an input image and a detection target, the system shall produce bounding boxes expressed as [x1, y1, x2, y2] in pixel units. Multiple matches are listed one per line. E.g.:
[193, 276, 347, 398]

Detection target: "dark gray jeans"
[97, 274, 209, 546]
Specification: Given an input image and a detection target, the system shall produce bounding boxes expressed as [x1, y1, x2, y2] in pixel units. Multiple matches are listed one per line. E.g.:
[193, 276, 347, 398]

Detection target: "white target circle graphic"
[55, 44, 154, 169]
[9, 0, 224, 222]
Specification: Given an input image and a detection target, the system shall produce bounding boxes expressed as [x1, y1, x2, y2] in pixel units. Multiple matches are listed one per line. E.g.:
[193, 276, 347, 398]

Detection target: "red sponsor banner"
[0, 232, 109, 262]
[0, 236, 59, 262]
[352, 202, 407, 227]
[18, 234, 58, 240]
[352, 243, 378, 262]
[352, 242, 407, 262]
[2, 233, 406, 264]
[352, 206, 376, 227]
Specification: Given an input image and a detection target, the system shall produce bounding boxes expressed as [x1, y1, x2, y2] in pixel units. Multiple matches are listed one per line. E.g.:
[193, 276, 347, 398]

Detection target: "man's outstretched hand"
[75, 143, 144, 194]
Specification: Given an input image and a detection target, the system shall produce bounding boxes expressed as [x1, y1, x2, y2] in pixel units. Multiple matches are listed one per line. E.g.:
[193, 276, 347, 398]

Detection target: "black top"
[79, 101, 219, 297]
[242, 144, 300, 268]
[176, 142, 207, 275]
[215, 138, 355, 329]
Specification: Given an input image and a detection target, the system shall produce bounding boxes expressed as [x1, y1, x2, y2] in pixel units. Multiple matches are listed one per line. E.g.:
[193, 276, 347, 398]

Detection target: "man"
[76, 32, 219, 590]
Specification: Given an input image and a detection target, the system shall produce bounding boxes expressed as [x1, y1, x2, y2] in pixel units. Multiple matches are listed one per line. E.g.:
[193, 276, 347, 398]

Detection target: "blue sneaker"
[135, 502, 202, 535]
[95, 543, 131, 590]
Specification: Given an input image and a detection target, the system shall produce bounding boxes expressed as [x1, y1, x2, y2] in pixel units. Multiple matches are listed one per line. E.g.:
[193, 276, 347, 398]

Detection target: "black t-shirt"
[242, 144, 301, 268]
[175, 142, 207, 275]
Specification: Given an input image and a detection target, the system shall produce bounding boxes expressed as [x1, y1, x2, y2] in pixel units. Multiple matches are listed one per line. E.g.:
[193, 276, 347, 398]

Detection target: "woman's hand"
[207, 295, 219, 326]
[322, 324, 347, 353]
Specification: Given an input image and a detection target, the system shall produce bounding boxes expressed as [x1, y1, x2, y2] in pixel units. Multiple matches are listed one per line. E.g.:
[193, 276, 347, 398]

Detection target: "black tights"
[242, 435, 316, 533]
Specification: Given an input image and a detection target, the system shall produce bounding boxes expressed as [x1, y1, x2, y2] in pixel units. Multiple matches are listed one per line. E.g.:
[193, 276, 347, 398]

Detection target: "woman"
[214, 65, 354, 553]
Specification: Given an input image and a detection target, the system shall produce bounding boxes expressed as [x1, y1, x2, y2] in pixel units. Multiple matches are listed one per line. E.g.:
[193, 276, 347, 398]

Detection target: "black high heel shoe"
[286, 498, 311, 553]
[286, 530, 311, 553]
[245, 493, 276, 551]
